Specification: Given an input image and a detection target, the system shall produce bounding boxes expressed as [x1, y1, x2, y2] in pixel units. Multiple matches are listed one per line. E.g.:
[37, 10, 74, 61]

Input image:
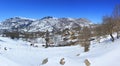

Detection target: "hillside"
[0, 16, 92, 32]
[0, 36, 120, 66]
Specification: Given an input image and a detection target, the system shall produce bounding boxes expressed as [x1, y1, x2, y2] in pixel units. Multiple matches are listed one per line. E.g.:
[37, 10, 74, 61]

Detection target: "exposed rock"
[60, 58, 65, 65]
[76, 54, 80, 56]
[42, 58, 48, 65]
[4, 47, 7, 50]
[84, 59, 91, 66]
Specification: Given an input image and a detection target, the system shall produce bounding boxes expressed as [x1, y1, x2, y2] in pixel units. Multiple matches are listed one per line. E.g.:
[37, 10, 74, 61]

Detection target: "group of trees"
[94, 4, 120, 42]
[77, 4, 120, 52]
[3, 31, 20, 39]
[3, 31, 45, 40]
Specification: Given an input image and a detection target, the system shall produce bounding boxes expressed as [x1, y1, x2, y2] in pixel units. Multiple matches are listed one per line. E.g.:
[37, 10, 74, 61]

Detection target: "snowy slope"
[0, 55, 21, 66]
[0, 36, 120, 66]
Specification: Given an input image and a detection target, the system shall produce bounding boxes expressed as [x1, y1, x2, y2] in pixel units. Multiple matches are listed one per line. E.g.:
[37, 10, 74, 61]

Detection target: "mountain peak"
[9, 16, 36, 21]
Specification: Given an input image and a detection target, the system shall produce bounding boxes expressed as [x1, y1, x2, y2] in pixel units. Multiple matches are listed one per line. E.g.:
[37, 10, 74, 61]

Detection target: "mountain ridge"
[0, 16, 93, 32]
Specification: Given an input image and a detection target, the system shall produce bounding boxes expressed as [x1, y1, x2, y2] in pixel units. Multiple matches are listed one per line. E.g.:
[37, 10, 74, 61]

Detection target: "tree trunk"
[45, 41, 48, 48]
[117, 32, 119, 39]
[45, 38, 49, 48]
[110, 33, 114, 42]
[84, 41, 90, 52]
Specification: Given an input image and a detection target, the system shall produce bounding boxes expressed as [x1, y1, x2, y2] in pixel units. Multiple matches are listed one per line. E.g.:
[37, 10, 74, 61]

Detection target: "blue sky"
[0, 0, 119, 23]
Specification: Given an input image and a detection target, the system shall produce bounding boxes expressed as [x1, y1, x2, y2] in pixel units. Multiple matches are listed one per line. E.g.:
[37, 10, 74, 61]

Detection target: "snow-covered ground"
[0, 36, 120, 66]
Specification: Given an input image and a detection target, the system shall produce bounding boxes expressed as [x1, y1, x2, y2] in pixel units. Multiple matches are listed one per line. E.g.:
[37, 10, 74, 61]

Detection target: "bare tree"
[112, 4, 120, 39]
[45, 30, 49, 48]
[102, 16, 115, 42]
[94, 24, 106, 42]
[78, 27, 91, 52]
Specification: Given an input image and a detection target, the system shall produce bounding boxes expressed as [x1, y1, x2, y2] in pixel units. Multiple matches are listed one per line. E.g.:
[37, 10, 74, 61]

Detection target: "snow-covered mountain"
[0, 16, 93, 32]
[0, 17, 35, 32]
